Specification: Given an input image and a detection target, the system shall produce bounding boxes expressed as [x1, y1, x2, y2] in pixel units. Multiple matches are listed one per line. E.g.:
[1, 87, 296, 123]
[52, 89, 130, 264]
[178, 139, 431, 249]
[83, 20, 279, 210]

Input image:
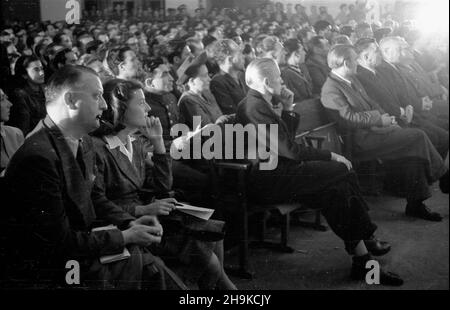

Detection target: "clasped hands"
[122, 198, 179, 247]
[422, 96, 433, 111]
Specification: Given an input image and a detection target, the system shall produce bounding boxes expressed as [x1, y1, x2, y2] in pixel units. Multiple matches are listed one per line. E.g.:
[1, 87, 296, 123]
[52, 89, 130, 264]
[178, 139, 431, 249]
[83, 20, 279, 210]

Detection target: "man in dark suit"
[281, 38, 315, 103]
[3, 66, 176, 289]
[235, 57, 403, 286]
[321, 44, 448, 222]
[355, 38, 449, 158]
[378, 36, 449, 130]
[305, 36, 331, 95]
[209, 39, 247, 115]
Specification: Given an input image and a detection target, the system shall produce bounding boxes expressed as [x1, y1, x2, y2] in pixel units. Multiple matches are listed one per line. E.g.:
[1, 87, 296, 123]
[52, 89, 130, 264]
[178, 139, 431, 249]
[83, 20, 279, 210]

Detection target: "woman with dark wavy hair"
[91, 79, 236, 290]
[8, 55, 46, 135]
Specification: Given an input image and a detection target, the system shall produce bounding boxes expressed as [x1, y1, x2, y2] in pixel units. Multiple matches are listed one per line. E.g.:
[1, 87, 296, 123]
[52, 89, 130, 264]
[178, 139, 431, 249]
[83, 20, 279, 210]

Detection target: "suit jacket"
[178, 90, 224, 129]
[8, 84, 46, 135]
[356, 65, 403, 118]
[356, 65, 445, 131]
[146, 91, 180, 146]
[281, 64, 314, 102]
[377, 61, 449, 124]
[396, 62, 446, 100]
[235, 89, 331, 167]
[0, 125, 24, 172]
[321, 72, 387, 150]
[210, 71, 247, 115]
[91, 135, 172, 218]
[306, 56, 331, 95]
[4, 116, 132, 276]
[376, 60, 423, 111]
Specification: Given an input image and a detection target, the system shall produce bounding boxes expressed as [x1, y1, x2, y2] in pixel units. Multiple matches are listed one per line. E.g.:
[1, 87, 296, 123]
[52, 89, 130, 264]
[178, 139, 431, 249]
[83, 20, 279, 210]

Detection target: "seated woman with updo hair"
[91, 79, 236, 290]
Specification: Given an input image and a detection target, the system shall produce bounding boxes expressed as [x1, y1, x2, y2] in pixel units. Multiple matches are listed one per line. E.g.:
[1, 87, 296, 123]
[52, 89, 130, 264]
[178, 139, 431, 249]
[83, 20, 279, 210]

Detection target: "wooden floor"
[226, 185, 449, 290]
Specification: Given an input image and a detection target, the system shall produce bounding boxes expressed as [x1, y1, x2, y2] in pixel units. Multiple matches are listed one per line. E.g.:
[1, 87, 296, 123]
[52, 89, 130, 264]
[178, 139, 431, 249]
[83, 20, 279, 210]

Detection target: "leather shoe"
[364, 236, 391, 256]
[405, 203, 443, 222]
[351, 254, 404, 286]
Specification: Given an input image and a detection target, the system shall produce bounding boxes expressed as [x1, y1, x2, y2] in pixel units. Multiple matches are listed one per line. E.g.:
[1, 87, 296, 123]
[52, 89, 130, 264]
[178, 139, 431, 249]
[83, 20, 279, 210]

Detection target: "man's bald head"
[245, 57, 279, 88]
[245, 58, 283, 95]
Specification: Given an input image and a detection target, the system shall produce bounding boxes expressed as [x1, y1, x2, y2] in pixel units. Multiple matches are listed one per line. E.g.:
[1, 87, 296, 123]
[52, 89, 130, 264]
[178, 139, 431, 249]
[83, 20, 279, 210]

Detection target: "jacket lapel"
[247, 89, 291, 134]
[329, 73, 376, 112]
[103, 137, 143, 189]
[43, 116, 96, 225]
[289, 66, 313, 97]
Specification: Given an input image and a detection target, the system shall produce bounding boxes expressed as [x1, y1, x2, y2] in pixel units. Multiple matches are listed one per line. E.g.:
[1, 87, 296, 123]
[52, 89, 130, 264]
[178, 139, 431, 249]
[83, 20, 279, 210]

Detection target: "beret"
[176, 51, 208, 85]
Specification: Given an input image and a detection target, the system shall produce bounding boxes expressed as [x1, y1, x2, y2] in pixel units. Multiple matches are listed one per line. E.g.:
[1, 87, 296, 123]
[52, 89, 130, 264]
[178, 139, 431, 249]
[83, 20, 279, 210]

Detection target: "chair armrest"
[214, 161, 251, 171]
[209, 160, 251, 202]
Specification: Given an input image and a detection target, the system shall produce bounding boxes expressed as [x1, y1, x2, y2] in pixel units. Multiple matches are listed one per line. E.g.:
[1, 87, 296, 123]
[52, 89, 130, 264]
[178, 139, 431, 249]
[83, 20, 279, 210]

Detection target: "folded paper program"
[175, 202, 215, 220]
[92, 225, 131, 264]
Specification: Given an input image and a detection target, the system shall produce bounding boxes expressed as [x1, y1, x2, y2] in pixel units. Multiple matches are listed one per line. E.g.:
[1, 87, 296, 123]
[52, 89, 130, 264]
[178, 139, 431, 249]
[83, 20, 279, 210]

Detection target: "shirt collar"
[147, 90, 165, 101]
[289, 65, 303, 74]
[53, 117, 82, 157]
[385, 60, 398, 70]
[105, 135, 136, 149]
[360, 64, 376, 75]
[0, 124, 5, 138]
[332, 71, 353, 86]
[105, 135, 136, 162]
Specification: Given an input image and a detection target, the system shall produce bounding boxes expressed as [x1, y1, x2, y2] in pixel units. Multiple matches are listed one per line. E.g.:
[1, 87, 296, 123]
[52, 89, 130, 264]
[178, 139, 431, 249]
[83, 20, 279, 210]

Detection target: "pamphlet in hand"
[174, 202, 215, 221]
[92, 225, 131, 264]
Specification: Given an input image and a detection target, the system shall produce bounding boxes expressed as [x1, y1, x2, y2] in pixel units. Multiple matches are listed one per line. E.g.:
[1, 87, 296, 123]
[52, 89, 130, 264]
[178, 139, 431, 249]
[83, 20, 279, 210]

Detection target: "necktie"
[76, 140, 86, 178]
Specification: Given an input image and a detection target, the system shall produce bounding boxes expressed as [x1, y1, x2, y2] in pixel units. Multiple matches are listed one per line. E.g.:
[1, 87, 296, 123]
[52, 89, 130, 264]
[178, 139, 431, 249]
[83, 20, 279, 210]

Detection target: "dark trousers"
[420, 106, 449, 131]
[413, 120, 449, 159]
[249, 160, 377, 254]
[172, 159, 210, 207]
[354, 127, 447, 202]
[384, 157, 434, 203]
[85, 245, 182, 290]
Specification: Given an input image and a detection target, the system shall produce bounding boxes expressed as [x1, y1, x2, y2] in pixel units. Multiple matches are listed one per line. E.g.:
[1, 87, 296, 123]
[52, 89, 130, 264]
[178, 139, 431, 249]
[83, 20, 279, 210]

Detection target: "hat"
[203, 36, 217, 47]
[15, 29, 26, 36]
[227, 30, 239, 38]
[86, 39, 102, 53]
[176, 52, 208, 85]
[145, 57, 165, 72]
[195, 24, 205, 31]
[284, 38, 301, 55]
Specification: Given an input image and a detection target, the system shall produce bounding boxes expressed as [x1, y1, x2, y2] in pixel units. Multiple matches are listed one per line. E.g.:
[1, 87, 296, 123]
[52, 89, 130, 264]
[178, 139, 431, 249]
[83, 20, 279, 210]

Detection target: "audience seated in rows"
[235, 57, 402, 286]
[0, 2, 448, 289]
[0, 88, 24, 175]
[321, 44, 448, 221]
[90, 78, 236, 289]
